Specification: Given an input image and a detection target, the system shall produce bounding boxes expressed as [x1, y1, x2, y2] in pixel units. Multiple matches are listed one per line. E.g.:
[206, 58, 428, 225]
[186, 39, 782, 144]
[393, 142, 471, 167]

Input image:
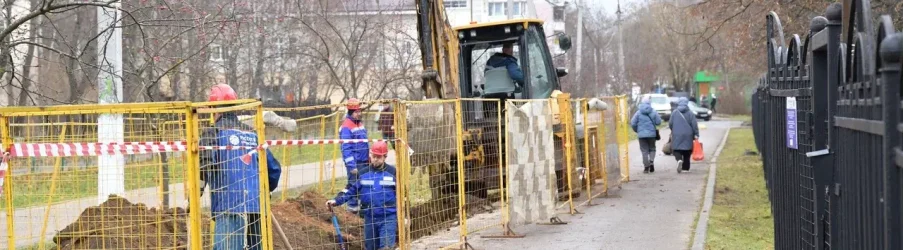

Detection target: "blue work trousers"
[363, 213, 398, 250]
[213, 213, 263, 250]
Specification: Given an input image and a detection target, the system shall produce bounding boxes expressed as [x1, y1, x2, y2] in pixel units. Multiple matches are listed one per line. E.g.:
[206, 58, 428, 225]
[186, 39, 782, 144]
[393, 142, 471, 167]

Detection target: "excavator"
[405, 0, 581, 229]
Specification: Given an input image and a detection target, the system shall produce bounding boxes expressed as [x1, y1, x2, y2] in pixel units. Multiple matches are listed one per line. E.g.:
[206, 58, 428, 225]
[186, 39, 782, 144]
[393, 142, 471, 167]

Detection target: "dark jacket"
[486, 53, 524, 84]
[378, 106, 394, 136]
[669, 98, 699, 150]
[199, 113, 282, 213]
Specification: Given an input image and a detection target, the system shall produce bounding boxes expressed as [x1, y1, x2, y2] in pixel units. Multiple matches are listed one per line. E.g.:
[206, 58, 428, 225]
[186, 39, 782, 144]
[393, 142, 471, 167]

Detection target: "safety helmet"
[346, 98, 361, 110]
[370, 141, 389, 156]
[208, 84, 237, 101]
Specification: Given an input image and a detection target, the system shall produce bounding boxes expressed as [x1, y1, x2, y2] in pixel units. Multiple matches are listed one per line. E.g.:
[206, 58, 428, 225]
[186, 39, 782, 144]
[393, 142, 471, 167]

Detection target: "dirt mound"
[53, 195, 191, 249]
[272, 191, 365, 250]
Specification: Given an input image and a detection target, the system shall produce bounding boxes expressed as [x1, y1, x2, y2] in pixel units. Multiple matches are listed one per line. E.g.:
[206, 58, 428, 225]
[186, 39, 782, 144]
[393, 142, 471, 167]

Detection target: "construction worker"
[377, 105, 395, 149]
[340, 98, 369, 213]
[327, 141, 397, 250]
[199, 83, 282, 250]
[483, 42, 524, 102]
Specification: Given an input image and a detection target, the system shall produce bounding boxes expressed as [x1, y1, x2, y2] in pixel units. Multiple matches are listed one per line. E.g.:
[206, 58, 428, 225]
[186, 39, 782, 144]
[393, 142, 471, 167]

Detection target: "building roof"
[453, 18, 545, 31]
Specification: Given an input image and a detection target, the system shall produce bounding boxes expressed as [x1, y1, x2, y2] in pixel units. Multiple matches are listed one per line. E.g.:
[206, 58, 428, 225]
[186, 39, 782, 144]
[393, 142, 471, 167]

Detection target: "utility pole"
[574, 0, 584, 86]
[616, 0, 627, 94]
[97, 2, 125, 204]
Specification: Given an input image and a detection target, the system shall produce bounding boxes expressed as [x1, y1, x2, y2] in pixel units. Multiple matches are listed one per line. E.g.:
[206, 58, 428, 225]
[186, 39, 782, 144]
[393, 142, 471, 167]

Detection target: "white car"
[637, 94, 673, 120]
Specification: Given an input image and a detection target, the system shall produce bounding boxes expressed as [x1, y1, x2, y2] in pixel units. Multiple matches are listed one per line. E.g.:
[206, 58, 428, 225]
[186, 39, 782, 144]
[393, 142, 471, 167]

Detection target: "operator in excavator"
[483, 43, 524, 102]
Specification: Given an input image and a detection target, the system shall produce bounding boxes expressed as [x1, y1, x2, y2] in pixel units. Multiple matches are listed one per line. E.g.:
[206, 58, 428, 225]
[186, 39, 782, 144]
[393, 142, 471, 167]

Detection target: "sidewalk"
[1, 152, 398, 247]
[411, 120, 739, 250]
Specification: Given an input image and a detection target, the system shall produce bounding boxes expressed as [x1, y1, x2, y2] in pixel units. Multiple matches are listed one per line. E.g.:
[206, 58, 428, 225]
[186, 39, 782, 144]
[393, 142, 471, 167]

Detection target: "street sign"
[786, 97, 798, 149]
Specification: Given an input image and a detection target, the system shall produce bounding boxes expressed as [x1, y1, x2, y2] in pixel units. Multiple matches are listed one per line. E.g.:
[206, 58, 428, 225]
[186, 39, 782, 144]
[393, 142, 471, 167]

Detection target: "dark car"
[688, 101, 712, 121]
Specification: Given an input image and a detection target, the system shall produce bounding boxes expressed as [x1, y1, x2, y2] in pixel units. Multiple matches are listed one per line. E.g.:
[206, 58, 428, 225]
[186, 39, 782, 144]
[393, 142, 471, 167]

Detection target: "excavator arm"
[416, 0, 460, 99]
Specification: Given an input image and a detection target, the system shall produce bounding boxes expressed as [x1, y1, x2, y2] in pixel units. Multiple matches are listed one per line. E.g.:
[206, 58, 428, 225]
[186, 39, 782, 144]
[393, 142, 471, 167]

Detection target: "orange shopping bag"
[692, 139, 705, 161]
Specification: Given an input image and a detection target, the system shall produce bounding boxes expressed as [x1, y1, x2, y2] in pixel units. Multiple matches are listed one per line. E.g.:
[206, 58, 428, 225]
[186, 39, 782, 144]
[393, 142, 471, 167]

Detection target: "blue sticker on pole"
[786, 97, 798, 149]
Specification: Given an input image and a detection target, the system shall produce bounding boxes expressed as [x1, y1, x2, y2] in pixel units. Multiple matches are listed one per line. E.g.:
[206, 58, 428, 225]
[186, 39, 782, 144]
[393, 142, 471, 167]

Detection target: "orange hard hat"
[208, 84, 237, 101]
[346, 98, 361, 110]
[370, 141, 389, 156]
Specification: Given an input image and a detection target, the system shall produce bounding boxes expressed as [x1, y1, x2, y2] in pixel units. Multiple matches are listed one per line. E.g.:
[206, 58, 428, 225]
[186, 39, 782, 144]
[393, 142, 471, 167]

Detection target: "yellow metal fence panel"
[0, 97, 630, 250]
[0, 104, 193, 250]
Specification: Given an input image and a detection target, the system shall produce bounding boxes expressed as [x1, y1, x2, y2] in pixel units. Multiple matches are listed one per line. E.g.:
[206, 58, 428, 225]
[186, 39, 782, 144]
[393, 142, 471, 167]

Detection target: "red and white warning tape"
[10, 141, 188, 157]
[6, 139, 399, 158]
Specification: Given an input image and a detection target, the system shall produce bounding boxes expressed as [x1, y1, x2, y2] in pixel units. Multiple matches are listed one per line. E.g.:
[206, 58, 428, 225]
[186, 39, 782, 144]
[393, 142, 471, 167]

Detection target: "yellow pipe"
[393, 101, 408, 250]
[254, 105, 274, 250]
[280, 131, 289, 203]
[195, 101, 262, 114]
[560, 96, 576, 214]
[185, 107, 203, 250]
[0, 101, 190, 113]
[582, 100, 592, 205]
[330, 112, 341, 191]
[496, 99, 509, 228]
[38, 125, 68, 248]
[296, 115, 325, 123]
[317, 116, 327, 193]
[2, 116, 14, 250]
[189, 99, 258, 108]
[453, 100, 468, 242]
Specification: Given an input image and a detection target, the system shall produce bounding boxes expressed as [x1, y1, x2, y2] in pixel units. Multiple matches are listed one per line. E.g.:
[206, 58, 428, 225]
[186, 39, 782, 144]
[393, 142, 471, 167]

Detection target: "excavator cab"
[456, 19, 570, 100]
[449, 19, 572, 198]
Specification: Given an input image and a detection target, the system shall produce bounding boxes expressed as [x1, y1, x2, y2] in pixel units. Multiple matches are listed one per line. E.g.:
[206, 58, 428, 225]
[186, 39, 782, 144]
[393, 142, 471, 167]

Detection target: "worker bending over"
[327, 141, 397, 250]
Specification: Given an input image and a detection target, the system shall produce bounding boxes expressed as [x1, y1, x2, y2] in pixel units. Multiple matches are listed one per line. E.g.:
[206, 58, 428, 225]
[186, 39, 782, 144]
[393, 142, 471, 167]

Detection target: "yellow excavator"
[407, 0, 576, 212]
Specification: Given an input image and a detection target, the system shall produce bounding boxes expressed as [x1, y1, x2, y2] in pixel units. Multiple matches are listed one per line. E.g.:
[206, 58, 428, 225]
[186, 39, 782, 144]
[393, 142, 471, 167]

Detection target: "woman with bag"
[630, 98, 663, 173]
[668, 97, 699, 173]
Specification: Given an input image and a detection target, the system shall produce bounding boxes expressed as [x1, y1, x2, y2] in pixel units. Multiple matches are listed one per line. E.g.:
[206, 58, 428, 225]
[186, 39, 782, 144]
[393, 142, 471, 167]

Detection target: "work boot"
[643, 166, 650, 173]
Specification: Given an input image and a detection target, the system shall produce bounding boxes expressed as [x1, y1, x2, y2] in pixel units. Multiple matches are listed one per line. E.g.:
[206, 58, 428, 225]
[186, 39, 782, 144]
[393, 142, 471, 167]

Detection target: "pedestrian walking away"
[328, 141, 398, 250]
[668, 97, 699, 173]
[199, 84, 283, 250]
[630, 98, 662, 173]
[341, 98, 370, 213]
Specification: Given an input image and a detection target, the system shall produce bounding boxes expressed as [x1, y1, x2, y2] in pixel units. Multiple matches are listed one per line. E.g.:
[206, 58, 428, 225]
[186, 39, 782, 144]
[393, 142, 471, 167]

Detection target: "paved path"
[1, 152, 399, 247]
[411, 120, 740, 250]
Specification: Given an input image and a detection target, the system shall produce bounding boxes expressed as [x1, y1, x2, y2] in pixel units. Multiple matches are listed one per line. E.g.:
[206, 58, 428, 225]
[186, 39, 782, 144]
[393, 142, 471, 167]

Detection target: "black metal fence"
[751, 1, 903, 249]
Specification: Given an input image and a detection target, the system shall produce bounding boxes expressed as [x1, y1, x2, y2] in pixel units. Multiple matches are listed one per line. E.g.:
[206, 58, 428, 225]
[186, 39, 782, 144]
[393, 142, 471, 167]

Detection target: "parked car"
[637, 93, 673, 121]
[688, 101, 713, 121]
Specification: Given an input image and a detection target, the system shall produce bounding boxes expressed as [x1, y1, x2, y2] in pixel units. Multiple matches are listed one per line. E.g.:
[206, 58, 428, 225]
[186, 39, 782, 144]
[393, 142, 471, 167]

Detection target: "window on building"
[488, 1, 527, 17]
[553, 6, 564, 21]
[209, 44, 223, 61]
[444, 0, 467, 8]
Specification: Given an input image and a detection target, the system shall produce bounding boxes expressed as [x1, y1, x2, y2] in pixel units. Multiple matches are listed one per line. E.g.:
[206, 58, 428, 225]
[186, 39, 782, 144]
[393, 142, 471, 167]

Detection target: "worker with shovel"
[199, 84, 283, 250]
[327, 141, 397, 250]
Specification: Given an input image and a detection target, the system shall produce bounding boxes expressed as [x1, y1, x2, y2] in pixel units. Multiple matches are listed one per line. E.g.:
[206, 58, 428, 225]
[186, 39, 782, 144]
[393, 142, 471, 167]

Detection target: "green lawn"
[705, 128, 774, 250]
[725, 114, 752, 123]
[4, 158, 186, 209]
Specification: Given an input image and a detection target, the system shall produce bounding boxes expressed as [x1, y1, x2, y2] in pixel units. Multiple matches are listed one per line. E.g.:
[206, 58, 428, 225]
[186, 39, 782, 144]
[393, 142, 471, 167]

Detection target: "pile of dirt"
[271, 191, 365, 250]
[53, 195, 192, 249]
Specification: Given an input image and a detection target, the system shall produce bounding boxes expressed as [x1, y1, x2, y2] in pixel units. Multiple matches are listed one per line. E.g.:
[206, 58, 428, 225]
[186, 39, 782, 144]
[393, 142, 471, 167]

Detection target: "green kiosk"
[694, 70, 720, 106]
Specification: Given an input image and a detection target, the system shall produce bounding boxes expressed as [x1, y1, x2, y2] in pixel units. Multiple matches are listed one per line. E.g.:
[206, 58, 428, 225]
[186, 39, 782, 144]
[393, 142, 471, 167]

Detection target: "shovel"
[328, 206, 348, 250]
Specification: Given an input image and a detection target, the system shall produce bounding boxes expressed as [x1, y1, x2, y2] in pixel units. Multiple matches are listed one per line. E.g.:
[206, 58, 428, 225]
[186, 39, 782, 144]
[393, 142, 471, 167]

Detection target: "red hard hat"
[208, 84, 237, 101]
[370, 141, 389, 156]
[346, 98, 361, 110]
